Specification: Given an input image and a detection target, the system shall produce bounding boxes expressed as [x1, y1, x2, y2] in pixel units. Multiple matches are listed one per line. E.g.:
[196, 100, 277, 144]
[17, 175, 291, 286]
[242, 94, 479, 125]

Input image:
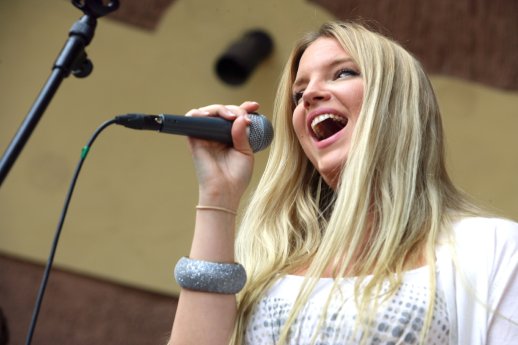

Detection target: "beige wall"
[0, 0, 516, 296]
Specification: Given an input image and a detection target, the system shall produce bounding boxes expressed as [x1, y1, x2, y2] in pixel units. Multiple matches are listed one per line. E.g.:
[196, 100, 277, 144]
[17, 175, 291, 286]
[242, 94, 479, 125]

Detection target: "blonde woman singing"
[169, 21, 518, 345]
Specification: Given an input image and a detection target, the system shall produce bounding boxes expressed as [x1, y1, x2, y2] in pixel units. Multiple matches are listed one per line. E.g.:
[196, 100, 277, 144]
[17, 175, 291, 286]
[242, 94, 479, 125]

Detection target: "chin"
[314, 157, 346, 188]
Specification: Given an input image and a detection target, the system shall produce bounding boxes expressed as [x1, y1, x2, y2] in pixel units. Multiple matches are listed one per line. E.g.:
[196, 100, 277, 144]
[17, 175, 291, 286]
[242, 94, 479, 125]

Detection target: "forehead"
[294, 37, 353, 84]
[300, 37, 348, 64]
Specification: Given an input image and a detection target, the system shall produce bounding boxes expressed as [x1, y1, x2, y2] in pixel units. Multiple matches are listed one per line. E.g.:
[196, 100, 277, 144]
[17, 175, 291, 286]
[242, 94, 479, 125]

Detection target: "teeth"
[311, 114, 346, 128]
[311, 114, 347, 140]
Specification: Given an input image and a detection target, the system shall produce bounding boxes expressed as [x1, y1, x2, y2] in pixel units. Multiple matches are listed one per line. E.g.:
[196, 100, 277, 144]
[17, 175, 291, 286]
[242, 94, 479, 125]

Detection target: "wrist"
[198, 189, 242, 211]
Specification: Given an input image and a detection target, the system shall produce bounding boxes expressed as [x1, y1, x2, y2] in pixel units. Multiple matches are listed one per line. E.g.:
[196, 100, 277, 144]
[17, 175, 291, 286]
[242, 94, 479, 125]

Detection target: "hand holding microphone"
[114, 101, 273, 208]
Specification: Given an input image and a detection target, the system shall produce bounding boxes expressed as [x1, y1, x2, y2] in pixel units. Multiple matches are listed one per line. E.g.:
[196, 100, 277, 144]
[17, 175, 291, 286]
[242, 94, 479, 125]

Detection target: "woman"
[169, 21, 518, 344]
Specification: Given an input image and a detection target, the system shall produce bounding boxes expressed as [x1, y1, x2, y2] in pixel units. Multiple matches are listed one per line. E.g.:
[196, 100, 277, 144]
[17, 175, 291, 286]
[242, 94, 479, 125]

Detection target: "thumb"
[231, 115, 253, 155]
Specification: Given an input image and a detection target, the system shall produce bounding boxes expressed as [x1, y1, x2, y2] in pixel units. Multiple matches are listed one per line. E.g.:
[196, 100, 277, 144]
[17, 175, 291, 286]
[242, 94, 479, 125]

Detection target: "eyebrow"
[292, 57, 356, 89]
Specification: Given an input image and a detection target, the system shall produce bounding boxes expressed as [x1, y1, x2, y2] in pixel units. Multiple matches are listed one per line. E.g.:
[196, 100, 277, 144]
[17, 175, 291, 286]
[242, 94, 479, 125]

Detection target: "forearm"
[169, 102, 258, 344]
[169, 199, 239, 345]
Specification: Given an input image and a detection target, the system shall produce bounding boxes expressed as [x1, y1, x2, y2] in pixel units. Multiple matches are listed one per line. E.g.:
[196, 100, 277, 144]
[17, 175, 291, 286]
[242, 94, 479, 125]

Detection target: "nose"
[302, 80, 331, 108]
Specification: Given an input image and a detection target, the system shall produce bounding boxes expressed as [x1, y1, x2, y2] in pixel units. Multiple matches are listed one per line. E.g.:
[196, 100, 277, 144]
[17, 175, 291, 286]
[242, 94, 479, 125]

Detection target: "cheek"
[292, 108, 306, 139]
[350, 85, 364, 117]
[291, 109, 315, 162]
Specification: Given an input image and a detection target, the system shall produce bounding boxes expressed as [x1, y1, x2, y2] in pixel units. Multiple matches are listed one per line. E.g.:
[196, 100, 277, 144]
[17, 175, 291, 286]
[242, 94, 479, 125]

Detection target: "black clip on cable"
[0, 0, 119, 187]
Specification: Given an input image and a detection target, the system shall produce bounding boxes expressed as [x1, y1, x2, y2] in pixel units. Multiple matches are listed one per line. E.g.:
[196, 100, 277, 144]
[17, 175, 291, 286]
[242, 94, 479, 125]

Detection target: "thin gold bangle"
[196, 205, 237, 216]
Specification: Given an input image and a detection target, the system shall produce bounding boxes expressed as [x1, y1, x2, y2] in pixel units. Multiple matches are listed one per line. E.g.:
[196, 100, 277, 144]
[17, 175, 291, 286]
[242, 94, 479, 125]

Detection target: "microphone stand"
[0, 0, 119, 187]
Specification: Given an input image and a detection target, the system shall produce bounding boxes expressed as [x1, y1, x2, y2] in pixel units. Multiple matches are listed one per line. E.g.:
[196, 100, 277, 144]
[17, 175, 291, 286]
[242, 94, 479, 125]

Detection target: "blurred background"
[0, 0, 516, 344]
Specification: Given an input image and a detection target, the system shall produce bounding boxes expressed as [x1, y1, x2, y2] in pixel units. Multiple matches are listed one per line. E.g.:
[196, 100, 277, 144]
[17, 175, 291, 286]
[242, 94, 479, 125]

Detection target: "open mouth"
[310, 114, 348, 141]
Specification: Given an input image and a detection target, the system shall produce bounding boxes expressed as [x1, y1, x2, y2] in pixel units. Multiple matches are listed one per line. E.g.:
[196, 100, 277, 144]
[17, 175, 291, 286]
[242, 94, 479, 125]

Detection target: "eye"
[335, 68, 360, 79]
[292, 90, 304, 105]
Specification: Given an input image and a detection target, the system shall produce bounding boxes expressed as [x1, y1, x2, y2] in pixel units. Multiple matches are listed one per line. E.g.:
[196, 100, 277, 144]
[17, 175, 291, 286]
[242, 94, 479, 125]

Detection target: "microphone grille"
[248, 113, 274, 153]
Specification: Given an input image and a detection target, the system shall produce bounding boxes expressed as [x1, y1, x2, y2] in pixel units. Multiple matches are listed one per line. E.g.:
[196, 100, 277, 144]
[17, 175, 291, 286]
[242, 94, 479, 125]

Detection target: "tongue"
[314, 118, 346, 140]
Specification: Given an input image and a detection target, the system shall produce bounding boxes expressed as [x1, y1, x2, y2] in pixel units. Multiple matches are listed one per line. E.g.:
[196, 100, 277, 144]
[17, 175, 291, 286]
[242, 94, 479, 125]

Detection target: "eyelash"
[292, 91, 304, 105]
[336, 68, 359, 79]
[292, 68, 360, 105]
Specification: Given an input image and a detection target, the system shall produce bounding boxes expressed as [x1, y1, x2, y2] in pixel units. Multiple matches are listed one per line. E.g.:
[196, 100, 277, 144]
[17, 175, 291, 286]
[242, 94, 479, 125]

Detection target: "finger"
[185, 108, 210, 117]
[239, 101, 260, 113]
[189, 104, 238, 120]
[225, 102, 260, 117]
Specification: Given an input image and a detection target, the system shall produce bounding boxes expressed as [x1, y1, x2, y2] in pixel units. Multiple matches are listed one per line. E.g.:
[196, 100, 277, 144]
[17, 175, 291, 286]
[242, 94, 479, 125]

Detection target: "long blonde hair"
[233, 21, 479, 344]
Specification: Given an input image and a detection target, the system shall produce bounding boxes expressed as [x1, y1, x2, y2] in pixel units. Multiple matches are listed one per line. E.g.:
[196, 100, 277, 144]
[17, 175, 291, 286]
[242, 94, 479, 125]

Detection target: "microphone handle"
[159, 114, 233, 145]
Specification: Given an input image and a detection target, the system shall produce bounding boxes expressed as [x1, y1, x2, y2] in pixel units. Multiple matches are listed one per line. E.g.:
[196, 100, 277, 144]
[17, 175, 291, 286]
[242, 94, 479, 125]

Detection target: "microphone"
[114, 113, 273, 153]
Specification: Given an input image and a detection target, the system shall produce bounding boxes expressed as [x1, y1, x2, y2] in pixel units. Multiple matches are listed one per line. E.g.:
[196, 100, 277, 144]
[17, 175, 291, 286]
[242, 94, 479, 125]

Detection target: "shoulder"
[439, 217, 518, 344]
[452, 216, 518, 245]
[449, 216, 518, 276]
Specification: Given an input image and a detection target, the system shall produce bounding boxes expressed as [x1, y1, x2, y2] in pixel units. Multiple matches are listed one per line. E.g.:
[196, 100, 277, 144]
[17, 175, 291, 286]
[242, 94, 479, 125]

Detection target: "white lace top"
[245, 266, 450, 345]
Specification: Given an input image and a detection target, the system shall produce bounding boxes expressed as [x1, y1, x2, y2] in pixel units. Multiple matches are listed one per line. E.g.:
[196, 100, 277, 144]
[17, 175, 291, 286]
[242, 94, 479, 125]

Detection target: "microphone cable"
[25, 118, 117, 345]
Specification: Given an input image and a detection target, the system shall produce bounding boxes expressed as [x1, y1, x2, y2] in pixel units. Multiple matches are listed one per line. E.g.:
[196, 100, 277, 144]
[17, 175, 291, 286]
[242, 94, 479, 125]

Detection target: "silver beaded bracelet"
[174, 257, 247, 294]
